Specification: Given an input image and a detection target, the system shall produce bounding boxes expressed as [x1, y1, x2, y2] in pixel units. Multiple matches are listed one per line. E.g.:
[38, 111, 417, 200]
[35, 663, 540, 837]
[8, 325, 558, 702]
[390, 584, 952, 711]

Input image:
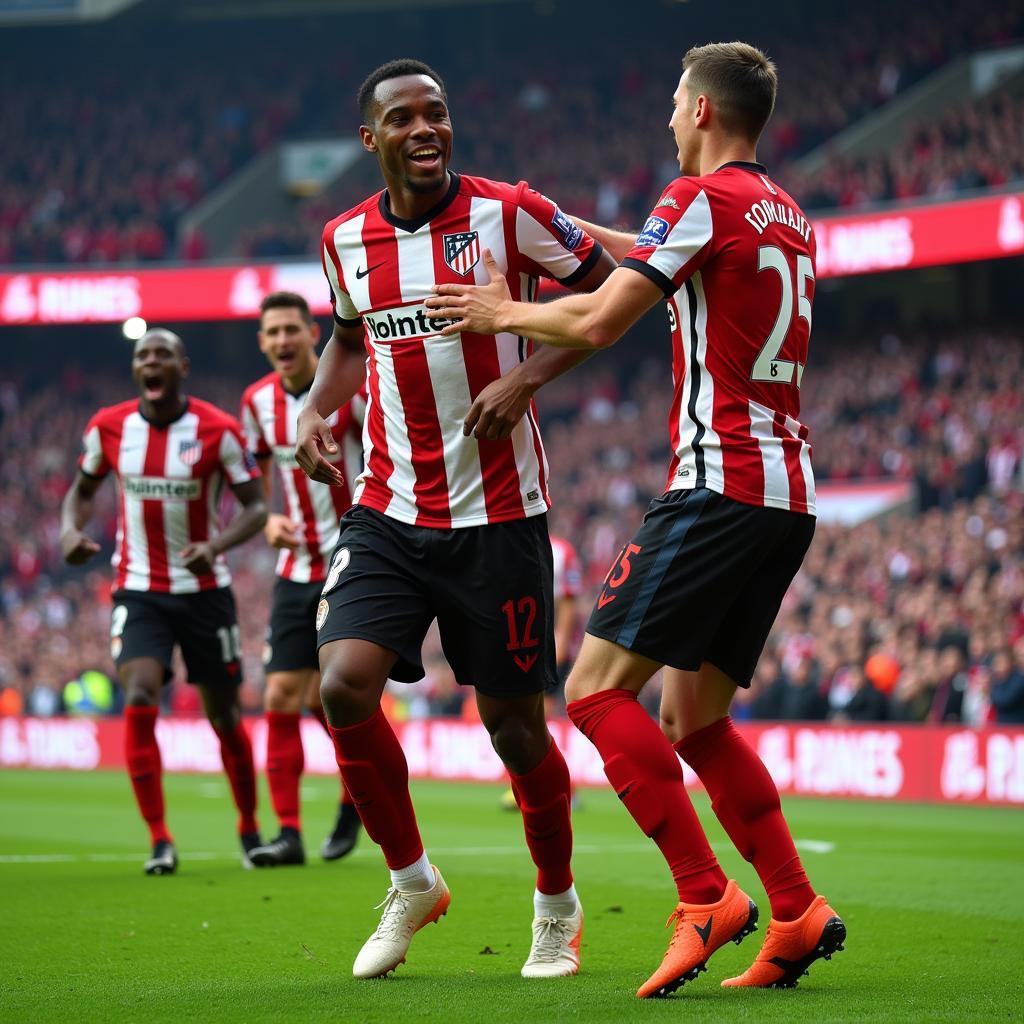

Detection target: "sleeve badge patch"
[635, 215, 671, 248]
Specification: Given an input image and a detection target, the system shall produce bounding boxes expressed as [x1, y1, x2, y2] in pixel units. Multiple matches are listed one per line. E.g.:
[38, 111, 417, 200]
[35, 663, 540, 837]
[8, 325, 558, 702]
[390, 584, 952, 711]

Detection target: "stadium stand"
[1, 0, 1022, 264]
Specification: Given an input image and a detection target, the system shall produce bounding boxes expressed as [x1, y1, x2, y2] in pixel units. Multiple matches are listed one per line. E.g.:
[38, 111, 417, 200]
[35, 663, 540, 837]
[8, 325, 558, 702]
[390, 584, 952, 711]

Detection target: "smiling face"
[132, 329, 188, 406]
[258, 305, 319, 387]
[360, 74, 453, 197]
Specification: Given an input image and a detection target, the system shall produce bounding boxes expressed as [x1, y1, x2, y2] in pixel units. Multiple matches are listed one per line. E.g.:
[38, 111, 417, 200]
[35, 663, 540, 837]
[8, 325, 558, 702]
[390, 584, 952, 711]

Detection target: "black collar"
[716, 160, 768, 174]
[138, 396, 189, 429]
[378, 172, 461, 233]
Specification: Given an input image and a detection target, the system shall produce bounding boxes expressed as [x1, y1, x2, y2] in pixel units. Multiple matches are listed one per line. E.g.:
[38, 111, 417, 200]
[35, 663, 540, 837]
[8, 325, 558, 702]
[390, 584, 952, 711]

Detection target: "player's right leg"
[316, 508, 448, 979]
[248, 667, 314, 867]
[564, 636, 754, 998]
[111, 592, 177, 875]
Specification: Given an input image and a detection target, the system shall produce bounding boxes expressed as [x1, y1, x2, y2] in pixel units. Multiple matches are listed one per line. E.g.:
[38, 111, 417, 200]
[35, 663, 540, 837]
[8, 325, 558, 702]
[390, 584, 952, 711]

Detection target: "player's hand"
[180, 541, 217, 576]
[295, 408, 345, 487]
[463, 373, 535, 440]
[426, 249, 511, 336]
[264, 513, 301, 550]
[61, 529, 101, 565]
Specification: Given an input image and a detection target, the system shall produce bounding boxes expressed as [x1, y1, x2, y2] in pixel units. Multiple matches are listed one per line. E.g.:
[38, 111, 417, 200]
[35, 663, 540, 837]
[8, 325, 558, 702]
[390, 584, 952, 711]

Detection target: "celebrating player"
[427, 42, 845, 996]
[241, 291, 364, 867]
[294, 59, 616, 980]
[60, 329, 268, 875]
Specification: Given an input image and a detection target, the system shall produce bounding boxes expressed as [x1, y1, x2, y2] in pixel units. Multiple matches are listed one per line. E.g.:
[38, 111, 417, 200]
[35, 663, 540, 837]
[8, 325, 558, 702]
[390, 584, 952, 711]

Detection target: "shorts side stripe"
[616, 489, 709, 649]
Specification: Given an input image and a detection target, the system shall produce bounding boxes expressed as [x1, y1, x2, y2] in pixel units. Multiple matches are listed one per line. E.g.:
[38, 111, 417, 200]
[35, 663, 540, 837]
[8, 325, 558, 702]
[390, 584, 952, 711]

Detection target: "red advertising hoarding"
[2, 717, 1021, 806]
[1, 193, 1022, 327]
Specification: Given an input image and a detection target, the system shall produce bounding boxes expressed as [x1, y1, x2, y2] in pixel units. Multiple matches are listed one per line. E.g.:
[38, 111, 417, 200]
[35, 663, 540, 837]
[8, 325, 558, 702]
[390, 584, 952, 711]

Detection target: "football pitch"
[2, 769, 1022, 1023]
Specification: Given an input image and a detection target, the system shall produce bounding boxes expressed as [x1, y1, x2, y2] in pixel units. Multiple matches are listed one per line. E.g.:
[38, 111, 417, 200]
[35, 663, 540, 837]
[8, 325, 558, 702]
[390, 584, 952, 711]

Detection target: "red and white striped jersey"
[321, 172, 602, 529]
[241, 372, 365, 583]
[79, 398, 260, 593]
[622, 162, 817, 515]
[551, 534, 582, 600]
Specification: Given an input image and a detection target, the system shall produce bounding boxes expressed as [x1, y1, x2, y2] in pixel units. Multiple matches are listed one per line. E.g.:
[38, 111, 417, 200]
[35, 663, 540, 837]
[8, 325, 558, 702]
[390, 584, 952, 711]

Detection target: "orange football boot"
[636, 879, 759, 999]
[722, 894, 845, 989]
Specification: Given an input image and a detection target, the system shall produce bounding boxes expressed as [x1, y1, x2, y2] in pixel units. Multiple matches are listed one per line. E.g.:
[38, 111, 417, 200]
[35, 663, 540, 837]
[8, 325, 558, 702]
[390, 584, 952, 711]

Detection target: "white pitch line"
[0, 839, 834, 866]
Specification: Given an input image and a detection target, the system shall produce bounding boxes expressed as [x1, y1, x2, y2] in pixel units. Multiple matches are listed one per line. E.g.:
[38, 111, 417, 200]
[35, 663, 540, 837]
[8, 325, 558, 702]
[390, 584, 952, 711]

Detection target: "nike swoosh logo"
[355, 263, 384, 280]
[693, 915, 713, 947]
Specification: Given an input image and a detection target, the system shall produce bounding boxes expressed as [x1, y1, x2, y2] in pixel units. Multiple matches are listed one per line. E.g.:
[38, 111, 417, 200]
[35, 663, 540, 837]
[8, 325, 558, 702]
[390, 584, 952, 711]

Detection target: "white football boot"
[521, 903, 584, 978]
[352, 866, 451, 979]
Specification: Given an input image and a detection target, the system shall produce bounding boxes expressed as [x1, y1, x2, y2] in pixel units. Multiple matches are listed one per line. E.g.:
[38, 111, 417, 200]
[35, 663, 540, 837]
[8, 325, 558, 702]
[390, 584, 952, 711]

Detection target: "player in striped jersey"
[59, 329, 268, 876]
[240, 292, 364, 868]
[294, 59, 616, 981]
[429, 42, 844, 998]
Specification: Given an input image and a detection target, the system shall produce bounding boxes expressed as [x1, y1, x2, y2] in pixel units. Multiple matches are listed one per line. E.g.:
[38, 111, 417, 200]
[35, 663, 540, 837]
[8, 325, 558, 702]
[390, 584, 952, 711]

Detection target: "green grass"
[1, 769, 1022, 1023]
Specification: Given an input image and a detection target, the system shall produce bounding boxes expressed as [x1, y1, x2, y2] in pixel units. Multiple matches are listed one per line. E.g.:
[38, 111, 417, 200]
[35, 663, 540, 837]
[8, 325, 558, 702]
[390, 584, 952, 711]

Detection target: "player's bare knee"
[122, 670, 161, 707]
[564, 664, 603, 704]
[659, 709, 685, 745]
[264, 672, 305, 713]
[489, 718, 548, 775]
[319, 665, 380, 724]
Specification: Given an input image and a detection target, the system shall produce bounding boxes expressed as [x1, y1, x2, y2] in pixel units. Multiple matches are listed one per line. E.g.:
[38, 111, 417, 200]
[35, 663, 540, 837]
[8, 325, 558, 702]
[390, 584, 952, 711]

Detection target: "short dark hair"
[682, 41, 777, 140]
[357, 58, 447, 125]
[259, 291, 313, 324]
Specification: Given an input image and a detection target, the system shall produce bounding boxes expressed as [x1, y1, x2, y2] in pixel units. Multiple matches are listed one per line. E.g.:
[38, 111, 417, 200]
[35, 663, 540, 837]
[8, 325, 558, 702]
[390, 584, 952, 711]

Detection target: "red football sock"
[509, 740, 574, 895]
[676, 716, 815, 921]
[568, 690, 726, 903]
[266, 711, 303, 832]
[125, 705, 171, 845]
[328, 707, 423, 869]
[311, 702, 351, 805]
[213, 720, 259, 836]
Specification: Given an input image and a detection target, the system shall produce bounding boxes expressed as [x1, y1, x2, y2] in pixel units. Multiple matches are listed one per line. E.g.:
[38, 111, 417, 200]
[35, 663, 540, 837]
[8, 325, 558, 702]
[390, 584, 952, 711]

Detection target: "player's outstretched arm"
[59, 471, 103, 565]
[462, 246, 618, 439]
[428, 250, 663, 350]
[180, 479, 267, 576]
[569, 216, 638, 263]
[295, 323, 365, 486]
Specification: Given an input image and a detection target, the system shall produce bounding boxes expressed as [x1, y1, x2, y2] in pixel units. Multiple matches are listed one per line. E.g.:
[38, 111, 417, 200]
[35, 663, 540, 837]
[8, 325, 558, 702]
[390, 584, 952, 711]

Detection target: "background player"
[241, 291, 365, 868]
[294, 59, 617, 981]
[59, 328, 268, 875]
[427, 42, 845, 998]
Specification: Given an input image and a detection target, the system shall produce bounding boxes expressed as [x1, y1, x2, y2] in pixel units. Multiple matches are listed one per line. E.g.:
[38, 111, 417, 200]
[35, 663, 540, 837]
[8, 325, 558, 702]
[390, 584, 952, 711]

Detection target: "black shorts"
[586, 488, 815, 688]
[110, 588, 243, 689]
[316, 506, 556, 698]
[264, 578, 322, 674]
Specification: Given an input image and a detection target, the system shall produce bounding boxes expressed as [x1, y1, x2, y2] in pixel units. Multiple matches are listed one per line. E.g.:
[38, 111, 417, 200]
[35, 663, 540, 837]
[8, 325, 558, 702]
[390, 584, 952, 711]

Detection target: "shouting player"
[427, 42, 845, 997]
[295, 59, 616, 980]
[60, 329, 267, 875]
[241, 291, 364, 867]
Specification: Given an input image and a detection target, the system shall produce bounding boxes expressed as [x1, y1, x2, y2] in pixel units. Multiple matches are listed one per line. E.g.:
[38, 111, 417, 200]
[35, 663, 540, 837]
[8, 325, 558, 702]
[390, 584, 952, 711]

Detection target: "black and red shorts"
[110, 587, 243, 689]
[263, 577, 322, 674]
[586, 488, 815, 688]
[316, 506, 556, 698]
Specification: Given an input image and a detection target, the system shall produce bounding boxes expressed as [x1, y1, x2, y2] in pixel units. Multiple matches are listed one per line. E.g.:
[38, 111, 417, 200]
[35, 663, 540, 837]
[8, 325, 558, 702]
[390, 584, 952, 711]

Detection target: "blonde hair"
[682, 41, 777, 140]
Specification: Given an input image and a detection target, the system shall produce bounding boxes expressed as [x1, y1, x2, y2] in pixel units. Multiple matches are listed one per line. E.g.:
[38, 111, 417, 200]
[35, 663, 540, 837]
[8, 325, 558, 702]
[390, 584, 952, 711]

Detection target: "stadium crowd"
[2, 0, 1023, 265]
[1, 327, 1022, 725]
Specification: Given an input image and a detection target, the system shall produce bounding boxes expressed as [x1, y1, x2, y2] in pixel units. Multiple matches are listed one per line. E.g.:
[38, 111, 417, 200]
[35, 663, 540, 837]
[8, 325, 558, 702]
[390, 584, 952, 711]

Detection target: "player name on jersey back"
[622, 163, 817, 515]
[321, 171, 602, 530]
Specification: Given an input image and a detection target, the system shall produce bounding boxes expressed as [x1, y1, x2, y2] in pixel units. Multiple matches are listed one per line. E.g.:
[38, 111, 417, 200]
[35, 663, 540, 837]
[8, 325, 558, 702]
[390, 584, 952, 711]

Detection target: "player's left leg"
[475, 691, 582, 978]
[436, 514, 580, 979]
[304, 674, 361, 861]
[178, 588, 261, 866]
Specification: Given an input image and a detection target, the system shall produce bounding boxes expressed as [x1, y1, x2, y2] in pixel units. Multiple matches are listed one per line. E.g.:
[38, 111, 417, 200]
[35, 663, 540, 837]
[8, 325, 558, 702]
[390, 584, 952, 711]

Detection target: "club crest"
[443, 232, 481, 276]
[178, 439, 203, 466]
